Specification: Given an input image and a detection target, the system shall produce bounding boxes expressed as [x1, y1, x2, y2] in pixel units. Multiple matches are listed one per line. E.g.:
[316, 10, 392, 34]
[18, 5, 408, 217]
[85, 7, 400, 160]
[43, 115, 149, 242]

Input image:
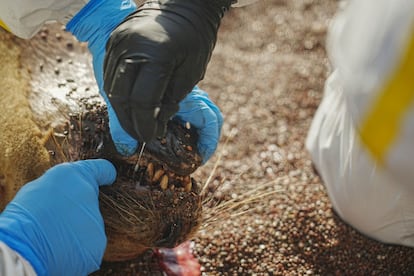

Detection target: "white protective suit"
[0, 0, 253, 275]
[0, 0, 255, 39]
[306, 0, 414, 247]
[0, 242, 36, 276]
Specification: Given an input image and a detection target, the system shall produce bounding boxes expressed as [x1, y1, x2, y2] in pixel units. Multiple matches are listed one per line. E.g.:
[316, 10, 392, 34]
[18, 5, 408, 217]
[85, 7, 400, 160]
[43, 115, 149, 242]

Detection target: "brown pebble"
[66, 42, 74, 50]
[40, 32, 47, 40]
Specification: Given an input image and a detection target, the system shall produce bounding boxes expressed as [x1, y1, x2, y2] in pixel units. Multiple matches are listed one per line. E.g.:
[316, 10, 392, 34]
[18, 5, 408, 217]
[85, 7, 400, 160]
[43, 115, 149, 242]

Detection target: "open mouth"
[45, 104, 203, 261]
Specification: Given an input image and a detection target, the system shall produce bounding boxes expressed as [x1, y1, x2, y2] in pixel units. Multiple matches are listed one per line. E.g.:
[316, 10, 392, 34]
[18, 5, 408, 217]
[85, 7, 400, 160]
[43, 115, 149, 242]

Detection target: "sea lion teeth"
[184, 176, 192, 192]
[160, 175, 169, 190]
[153, 169, 164, 182]
[146, 163, 154, 179]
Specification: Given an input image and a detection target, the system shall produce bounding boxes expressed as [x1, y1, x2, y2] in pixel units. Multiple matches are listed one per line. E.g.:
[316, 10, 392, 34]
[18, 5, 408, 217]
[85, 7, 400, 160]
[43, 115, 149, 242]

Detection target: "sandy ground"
[1, 0, 414, 275]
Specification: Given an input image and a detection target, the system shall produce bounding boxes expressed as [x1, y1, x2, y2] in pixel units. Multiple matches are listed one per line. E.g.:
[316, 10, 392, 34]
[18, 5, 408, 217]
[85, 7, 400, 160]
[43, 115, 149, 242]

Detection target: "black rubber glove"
[103, 0, 232, 143]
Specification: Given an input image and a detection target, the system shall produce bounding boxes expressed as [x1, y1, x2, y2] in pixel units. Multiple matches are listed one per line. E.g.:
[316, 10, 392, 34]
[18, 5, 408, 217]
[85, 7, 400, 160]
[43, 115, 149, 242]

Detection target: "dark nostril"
[156, 221, 183, 248]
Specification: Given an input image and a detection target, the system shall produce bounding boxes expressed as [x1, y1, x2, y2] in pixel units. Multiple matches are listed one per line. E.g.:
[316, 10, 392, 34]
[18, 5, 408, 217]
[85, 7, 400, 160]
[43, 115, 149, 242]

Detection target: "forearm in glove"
[103, 0, 232, 142]
[0, 160, 116, 276]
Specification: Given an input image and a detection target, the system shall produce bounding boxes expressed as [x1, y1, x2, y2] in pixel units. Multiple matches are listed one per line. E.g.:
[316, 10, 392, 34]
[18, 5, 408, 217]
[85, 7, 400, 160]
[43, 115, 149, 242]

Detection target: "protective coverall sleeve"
[0, 241, 36, 276]
[0, 0, 89, 39]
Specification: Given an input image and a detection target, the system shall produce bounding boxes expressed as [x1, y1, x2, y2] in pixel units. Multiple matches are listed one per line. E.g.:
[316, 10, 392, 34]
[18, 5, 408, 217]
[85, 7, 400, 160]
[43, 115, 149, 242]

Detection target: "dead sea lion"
[0, 26, 204, 262]
[45, 105, 203, 261]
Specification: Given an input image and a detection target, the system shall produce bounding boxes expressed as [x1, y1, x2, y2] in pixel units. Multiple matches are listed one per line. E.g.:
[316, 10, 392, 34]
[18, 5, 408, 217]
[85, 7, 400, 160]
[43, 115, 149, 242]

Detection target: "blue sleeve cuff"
[66, 0, 136, 48]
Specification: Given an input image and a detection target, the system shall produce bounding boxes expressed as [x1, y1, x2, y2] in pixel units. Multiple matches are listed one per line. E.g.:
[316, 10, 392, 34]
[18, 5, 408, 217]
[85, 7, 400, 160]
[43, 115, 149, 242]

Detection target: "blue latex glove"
[175, 87, 223, 163]
[66, 0, 138, 156]
[0, 159, 116, 276]
[66, 0, 223, 162]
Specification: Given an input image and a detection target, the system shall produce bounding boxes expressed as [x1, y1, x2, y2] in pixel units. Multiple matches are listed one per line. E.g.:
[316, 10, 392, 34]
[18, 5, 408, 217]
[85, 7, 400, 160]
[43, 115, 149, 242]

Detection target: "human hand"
[66, 0, 229, 157]
[175, 87, 223, 163]
[66, 0, 138, 156]
[0, 159, 116, 276]
[103, 0, 231, 143]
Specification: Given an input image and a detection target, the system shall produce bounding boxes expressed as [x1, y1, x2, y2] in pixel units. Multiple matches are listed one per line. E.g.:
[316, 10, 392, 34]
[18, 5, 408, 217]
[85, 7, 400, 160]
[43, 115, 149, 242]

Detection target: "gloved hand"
[66, 0, 138, 156]
[66, 0, 228, 161]
[175, 87, 223, 163]
[103, 0, 231, 143]
[0, 159, 116, 276]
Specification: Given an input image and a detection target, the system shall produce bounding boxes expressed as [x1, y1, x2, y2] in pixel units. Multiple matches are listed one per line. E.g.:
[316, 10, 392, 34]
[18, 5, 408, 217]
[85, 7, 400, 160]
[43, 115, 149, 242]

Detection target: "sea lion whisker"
[201, 187, 283, 230]
[201, 128, 236, 195]
[100, 192, 145, 224]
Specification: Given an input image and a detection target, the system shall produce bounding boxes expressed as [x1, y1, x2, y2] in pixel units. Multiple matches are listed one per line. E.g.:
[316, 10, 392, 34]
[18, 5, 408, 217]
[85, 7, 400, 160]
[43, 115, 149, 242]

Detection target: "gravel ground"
[96, 0, 414, 274]
[189, 1, 414, 275]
